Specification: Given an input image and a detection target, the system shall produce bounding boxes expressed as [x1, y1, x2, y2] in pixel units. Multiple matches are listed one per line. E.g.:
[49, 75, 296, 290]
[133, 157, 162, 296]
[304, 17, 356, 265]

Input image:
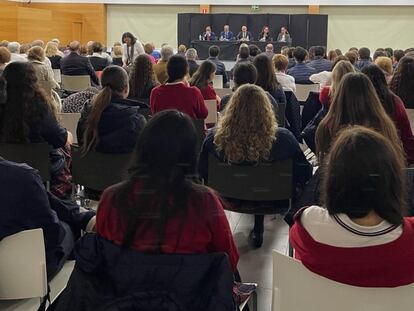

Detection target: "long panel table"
[191, 40, 291, 60]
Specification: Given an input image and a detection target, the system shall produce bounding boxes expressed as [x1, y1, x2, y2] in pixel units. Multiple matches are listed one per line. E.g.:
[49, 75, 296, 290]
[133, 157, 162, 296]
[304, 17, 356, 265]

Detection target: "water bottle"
[199, 35, 202, 41]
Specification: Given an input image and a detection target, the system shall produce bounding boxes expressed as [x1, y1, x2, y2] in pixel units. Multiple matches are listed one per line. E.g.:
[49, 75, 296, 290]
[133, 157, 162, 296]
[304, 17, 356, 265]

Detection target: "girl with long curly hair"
[199, 84, 312, 248]
[128, 54, 158, 101]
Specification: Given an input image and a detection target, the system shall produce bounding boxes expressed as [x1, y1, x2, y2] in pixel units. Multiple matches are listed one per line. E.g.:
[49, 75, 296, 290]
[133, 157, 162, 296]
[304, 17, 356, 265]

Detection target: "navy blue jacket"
[220, 31, 234, 41]
[308, 56, 332, 73]
[207, 56, 229, 86]
[356, 59, 372, 71]
[77, 96, 146, 153]
[53, 234, 235, 311]
[287, 62, 317, 84]
[61, 52, 99, 86]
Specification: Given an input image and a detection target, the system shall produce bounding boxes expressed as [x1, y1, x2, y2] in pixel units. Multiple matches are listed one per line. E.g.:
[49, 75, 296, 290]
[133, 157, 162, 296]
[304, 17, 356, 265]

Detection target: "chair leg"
[250, 290, 258, 311]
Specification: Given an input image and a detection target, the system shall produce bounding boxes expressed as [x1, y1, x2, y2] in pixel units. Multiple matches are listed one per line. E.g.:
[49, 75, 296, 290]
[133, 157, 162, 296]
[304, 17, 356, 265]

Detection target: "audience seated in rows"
[291, 126, 414, 287]
[207, 45, 229, 87]
[189, 60, 220, 108]
[185, 48, 199, 77]
[199, 84, 312, 247]
[0, 47, 10, 75]
[150, 55, 208, 120]
[390, 56, 414, 108]
[272, 54, 296, 92]
[77, 66, 146, 153]
[153, 45, 174, 84]
[287, 46, 317, 84]
[308, 46, 332, 73]
[62, 87, 99, 113]
[61, 41, 99, 86]
[0, 63, 73, 198]
[45, 41, 63, 70]
[89, 41, 112, 71]
[128, 54, 159, 102]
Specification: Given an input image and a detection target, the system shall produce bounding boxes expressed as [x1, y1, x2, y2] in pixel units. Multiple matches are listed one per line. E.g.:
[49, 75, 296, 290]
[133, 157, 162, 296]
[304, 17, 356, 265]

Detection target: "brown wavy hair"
[390, 56, 414, 107]
[129, 54, 156, 99]
[214, 84, 277, 163]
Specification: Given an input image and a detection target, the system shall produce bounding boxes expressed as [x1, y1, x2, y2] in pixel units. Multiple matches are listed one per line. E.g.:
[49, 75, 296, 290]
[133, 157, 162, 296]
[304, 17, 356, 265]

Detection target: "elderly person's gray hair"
[185, 48, 198, 61]
[7, 42, 21, 54]
[160, 45, 174, 61]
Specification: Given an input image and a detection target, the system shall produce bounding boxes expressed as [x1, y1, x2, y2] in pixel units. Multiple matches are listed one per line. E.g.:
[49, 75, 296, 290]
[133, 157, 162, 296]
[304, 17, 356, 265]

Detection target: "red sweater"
[290, 209, 414, 287]
[150, 82, 208, 120]
[96, 182, 239, 271]
[319, 86, 330, 107]
[199, 84, 220, 110]
[392, 95, 414, 164]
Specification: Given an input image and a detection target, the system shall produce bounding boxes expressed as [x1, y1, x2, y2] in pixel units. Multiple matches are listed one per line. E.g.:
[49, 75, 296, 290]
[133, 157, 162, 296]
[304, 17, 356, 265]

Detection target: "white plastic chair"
[204, 99, 217, 124]
[272, 250, 414, 311]
[212, 74, 223, 89]
[58, 113, 81, 144]
[215, 88, 232, 98]
[294, 83, 320, 102]
[61, 75, 91, 92]
[53, 69, 62, 84]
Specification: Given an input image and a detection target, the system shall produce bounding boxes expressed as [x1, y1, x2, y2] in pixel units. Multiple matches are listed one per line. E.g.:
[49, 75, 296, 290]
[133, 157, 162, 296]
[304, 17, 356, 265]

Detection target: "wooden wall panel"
[17, 7, 52, 43]
[0, 0, 18, 41]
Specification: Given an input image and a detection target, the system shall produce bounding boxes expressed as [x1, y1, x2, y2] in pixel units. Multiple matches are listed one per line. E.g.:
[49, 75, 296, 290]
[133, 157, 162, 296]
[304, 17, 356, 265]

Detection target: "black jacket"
[53, 234, 235, 311]
[48, 55, 62, 70]
[188, 60, 199, 77]
[89, 56, 110, 71]
[207, 57, 228, 87]
[60, 52, 99, 86]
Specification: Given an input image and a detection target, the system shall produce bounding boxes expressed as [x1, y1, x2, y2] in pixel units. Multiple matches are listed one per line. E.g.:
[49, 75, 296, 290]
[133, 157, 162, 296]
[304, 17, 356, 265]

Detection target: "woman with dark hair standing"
[0, 62, 73, 198]
[362, 64, 414, 165]
[121, 32, 145, 67]
[290, 126, 414, 287]
[77, 65, 146, 154]
[129, 54, 159, 102]
[390, 56, 414, 108]
[189, 60, 220, 108]
[96, 110, 239, 271]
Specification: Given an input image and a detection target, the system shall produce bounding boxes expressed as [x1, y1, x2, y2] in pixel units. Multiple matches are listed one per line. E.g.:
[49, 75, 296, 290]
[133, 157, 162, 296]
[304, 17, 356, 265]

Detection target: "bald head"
[69, 41, 81, 52]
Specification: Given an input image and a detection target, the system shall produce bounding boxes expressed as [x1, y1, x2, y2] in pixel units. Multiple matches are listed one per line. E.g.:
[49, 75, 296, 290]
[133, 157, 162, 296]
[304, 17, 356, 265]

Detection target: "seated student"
[273, 54, 296, 92]
[189, 60, 220, 109]
[96, 110, 239, 271]
[143, 43, 157, 64]
[153, 45, 174, 84]
[128, 54, 159, 102]
[249, 44, 261, 58]
[290, 126, 414, 287]
[199, 84, 312, 248]
[62, 87, 99, 113]
[185, 48, 199, 77]
[207, 45, 229, 87]
[287, 47, 317, 84]
[235, 44, 251, 65]
[111, 44, 123, 67]
[308, 46, 332, 73]
[150, 55, 208, 120]
[375, 56, 393, 83]
[45, 41, 62, 70]
[390, 56, 414, 108]
[310, 55, 349, 88]
[89, 41, 112, 71]
[362, 64, 414, 165]
[0, 63, 73, 199]
[356, 47, 372, 70]
[77, 66, 146, 153]
[392, 49, 405, 70]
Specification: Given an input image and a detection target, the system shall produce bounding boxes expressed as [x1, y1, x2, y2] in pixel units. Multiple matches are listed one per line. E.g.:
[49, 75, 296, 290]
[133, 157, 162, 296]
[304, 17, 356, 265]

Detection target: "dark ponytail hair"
[189, 60, 216, 89]
[82, 66, 129, 153]
[166, 55, 188, 83]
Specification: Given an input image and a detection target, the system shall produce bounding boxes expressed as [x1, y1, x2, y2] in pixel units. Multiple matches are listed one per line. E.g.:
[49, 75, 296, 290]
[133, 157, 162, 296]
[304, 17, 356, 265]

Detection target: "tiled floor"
[226, 211, 289, 311]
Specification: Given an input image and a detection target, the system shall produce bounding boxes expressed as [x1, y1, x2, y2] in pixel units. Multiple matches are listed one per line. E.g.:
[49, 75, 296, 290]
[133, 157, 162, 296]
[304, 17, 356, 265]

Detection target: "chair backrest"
[208, 155, 293, 201]
[212, 74, 223, 89]
[71, 146, 131, 191]
[215, 88, 232, 98]
[58, 113, 81, 144]
[301, 91, 322, 130]
[61, 75, 91, 92]
[294, 83, 320, 102]
[0, 229, 47, 300]
[272, 250, 414, 311]
[407, 109, 414, 131]
[0, 143, 50, 182]
[194, 119, 205, 154]
[276, 103, 286, 127]
[53, 69, 62, 84]
[205, 99, 218, 124]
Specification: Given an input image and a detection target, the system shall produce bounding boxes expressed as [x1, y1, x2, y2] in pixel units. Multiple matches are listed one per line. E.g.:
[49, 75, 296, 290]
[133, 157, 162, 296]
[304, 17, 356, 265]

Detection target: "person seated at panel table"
[219, 24, 234, 41]
[202, 26, 216, 41]
[258, 26, 272, 42]
[236, 25, 253, 41]
[277, 26, 291, 43]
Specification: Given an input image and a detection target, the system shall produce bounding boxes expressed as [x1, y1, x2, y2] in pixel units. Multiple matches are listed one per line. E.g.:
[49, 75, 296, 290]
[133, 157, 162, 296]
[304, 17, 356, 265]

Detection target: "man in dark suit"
[236, 26, 253, 41]
[207, 45, 229, 88]
[61, 41, 99, 86]
[202, 26, 216, 41]
[287, 46, 317, 84]
[308, 46, 332, 73]
[219, 25, 234, 41]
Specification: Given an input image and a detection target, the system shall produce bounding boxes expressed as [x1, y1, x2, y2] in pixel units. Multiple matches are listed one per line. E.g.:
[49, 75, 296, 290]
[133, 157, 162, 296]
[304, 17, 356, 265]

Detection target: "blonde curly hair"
[214, 84, 277, 163]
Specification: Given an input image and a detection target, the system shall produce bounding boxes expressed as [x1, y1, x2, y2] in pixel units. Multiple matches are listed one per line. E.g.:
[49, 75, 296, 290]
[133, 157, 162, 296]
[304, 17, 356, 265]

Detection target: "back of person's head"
[69, 41, 81, 52]
[1, 62, 48, 143]
[329, 60, 355, 96]
[322, 126, 406, 225]
[375, 56, 393, 75]
[91, 41, 103, 53]
[45, 41, 59, 57]
[332, 55, 349, 68]
[253, 54, 279, 93]
[393, 49, 405, 62]
[83, 66, 129, 153]
[31, 40, 45, 48]
[233, 62, 257, 89]
[404, 48, 414, 54]
[113, 110, 199, 248]
[272, 54, 288, 72]
[362, 64, 394, 116]
[189, 60, 216, 89]
[0, 40, 9, 47]
[166, 54, 188, 83]
[51, 38, 60, 46]
[160, 45, 174, 61]
[293, 46, 307, 62]
[308, 46, 315, 61]
[281, 46, 289, 56]
[327, 50, 338, 62]
[335, 48, 343, 56]
[314, 46, 325, 57]
[144, 43, 154, 54]
[214, 84, 276, 163]
[208, 45, 220, 58]
[344, 51, 358, 64]
[0, 47, 11, 65]
[178, 44, 187, 54]
[358, 47, 371, 60]
[373, 49, 387, 62]
[7, 42, 20, 54]
[390, 56, 414, 107]
[27, 46, 45, 62]
[121, 32, 136, 45]
[287, 47, 295, 59]
[249, 44, 261, 57]
[316, 72, 402, 161]
[129, 54, 155, 99]
[185, 48, 197, 61]
[20, 43, 31, 55]
[349, 47, 359, 53]
[239, 45, 250, 59]
[113, 45, 123, 57]
[385, 47, 393, 58]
